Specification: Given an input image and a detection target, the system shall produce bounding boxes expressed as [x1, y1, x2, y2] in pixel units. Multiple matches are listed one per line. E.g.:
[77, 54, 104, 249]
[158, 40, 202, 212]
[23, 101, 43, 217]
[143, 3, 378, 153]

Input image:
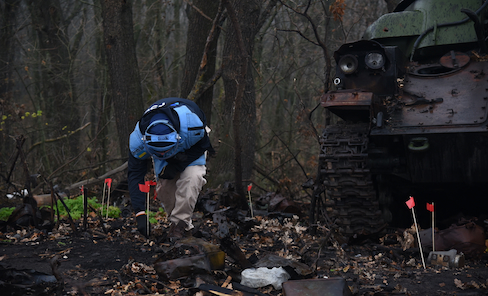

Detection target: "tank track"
[317, 122, 385, 236]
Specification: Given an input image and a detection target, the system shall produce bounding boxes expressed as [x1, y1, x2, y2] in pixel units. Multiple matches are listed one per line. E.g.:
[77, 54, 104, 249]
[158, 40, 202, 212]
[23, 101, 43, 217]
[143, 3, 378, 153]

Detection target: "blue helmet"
[142, 114, 180, 159]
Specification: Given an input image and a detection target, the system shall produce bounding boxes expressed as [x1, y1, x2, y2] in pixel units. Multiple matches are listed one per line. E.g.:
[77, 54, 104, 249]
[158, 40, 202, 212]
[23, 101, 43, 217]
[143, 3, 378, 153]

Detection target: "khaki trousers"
[156, 165, 206, 229]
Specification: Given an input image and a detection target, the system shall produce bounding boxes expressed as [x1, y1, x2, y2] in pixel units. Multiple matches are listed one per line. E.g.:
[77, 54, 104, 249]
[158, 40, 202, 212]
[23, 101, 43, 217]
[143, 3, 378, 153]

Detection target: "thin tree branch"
[43, 122, 106, 183]
[28, 122, 91, 154]
[257, 0, 278, 30]
[276, 29, 320, 46]
[184, 0, 217, 23]
[253, 162, 280, 186]
[272, 131, 308, 179]
[278, 0, 332, 91]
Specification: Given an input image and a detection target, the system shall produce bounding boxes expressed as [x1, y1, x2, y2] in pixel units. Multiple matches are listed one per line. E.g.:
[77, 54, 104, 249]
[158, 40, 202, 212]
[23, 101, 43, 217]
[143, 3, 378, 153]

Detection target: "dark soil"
[1, 197, 488, 296]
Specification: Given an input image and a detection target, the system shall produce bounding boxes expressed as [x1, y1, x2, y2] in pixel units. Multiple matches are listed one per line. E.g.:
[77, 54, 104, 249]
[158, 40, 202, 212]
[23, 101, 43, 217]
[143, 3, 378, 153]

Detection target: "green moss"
[0, 207, 15, 221]
[52, 195, 120, 220]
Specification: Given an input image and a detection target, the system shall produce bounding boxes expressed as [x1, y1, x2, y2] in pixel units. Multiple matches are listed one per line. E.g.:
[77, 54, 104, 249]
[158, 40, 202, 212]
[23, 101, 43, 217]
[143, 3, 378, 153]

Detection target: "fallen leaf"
[470, 281, 480, 289]
[454, 278, 465, 289]
[393, 284, 407, 293]
[406, 258, 416, 266]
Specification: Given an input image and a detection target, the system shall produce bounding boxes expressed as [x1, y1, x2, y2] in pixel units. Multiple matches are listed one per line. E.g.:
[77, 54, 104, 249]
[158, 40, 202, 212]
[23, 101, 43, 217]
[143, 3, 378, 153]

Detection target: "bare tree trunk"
[222, 0, 247, 201]
[0, 0, 19, 158]
[140, 0, 166, 96]
[180, 0, 220, 125]
[219, 0, 277, 197]
[170, 0, 182, 95]
[27, 0, 83, 173]
[92, 0, 111, 173]
[101, 0, 143, 159]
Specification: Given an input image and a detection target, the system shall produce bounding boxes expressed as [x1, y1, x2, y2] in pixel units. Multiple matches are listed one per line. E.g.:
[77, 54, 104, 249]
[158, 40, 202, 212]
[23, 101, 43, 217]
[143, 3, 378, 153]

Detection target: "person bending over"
[127, 97, 214, 240]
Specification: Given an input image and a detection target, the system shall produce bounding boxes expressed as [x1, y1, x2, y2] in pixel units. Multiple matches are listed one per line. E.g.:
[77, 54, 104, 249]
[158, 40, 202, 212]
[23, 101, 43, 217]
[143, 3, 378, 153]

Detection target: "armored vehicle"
[314, 0, 488, 237]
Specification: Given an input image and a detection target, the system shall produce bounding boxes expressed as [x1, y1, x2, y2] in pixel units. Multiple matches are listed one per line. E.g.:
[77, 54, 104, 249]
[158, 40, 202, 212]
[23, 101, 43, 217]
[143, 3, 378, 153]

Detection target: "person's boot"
[167, 220, 188, 242]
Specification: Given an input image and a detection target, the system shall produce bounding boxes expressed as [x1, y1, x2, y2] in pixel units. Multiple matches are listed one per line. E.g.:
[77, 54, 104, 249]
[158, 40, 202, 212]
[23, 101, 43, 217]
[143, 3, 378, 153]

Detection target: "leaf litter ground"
[1, 195, 488, 296]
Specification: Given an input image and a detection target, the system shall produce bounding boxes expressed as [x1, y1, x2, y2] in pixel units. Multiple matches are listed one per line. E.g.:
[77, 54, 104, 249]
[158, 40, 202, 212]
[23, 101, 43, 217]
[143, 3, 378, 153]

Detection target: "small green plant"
[53, 195, 120, 220]
[148, 207, 165, 224]
[101, 206, 121, 219]
[0, 207, 15, 221]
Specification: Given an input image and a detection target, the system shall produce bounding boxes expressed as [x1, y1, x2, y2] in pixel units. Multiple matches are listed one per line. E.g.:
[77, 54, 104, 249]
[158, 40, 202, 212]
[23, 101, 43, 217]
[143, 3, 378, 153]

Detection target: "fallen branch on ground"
[64, 161, 128, 191]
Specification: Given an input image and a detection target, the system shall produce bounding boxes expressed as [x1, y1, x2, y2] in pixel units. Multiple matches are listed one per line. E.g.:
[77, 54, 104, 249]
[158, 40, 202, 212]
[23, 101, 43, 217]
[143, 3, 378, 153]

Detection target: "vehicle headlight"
[365, 52, 385, 69]
[338, 54, 358, 74]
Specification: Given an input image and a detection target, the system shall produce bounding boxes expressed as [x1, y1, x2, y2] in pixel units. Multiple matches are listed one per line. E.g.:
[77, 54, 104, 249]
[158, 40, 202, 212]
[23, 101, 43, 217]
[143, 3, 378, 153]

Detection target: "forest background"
[0, 0, 397, 202]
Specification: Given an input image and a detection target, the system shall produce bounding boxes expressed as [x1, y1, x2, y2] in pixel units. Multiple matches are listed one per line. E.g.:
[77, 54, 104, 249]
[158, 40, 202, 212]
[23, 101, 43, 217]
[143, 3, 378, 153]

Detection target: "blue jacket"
[127, 98, 214, 213]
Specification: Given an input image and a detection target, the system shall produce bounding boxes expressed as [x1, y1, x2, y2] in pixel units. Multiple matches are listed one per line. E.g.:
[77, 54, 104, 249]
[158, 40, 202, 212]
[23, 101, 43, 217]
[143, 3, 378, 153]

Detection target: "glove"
[136, 213, 150, 238]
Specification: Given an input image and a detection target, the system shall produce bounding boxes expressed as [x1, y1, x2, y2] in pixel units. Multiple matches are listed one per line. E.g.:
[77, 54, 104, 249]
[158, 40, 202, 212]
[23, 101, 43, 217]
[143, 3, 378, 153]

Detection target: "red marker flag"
[144, 181, 157, 199]
[406, 196, 415, 209]
[105, 178, 112, 188]
[247, 183, 252, 192]
[81, 185, 84, 194]
[139, 183, 150, 193]
[426, 203, 434, 212]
